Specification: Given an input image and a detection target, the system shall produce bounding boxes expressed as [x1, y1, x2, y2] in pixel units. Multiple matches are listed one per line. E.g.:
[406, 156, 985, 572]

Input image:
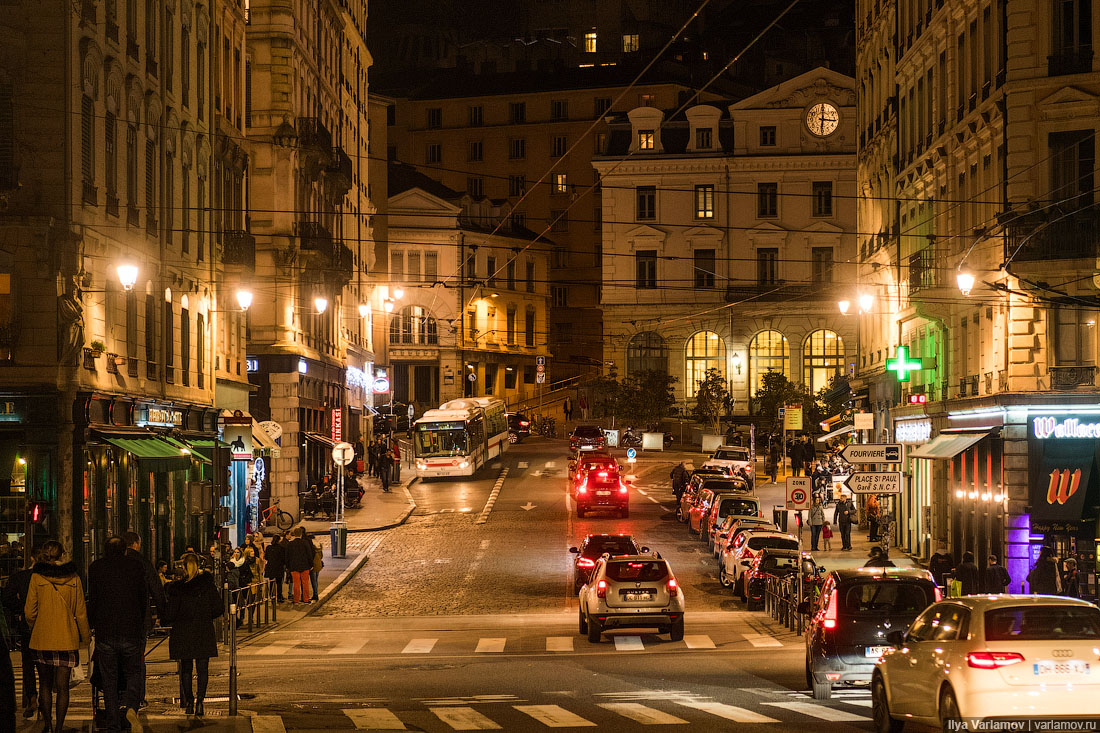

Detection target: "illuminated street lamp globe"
[956, 269, 976, 296]
[358, 303, 370, 318]
[314, 297, 329, 314]
[838, 299, 850, 315]
[858, 293, 874, 313]
[236, 289, 253, 311]
[117, 264, 139, 291]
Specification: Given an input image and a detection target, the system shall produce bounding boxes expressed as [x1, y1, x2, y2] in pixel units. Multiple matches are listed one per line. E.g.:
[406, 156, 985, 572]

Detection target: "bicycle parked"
[259, 498, 295, 531]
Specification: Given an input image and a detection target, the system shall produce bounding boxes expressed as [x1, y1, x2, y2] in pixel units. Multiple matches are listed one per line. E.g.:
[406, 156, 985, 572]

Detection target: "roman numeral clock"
[805, 101, 839, 137]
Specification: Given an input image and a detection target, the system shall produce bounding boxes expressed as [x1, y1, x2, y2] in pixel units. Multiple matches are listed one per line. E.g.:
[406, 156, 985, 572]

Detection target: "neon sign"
[1033, 416, 1100, 439]
[895, 419, 931, 444]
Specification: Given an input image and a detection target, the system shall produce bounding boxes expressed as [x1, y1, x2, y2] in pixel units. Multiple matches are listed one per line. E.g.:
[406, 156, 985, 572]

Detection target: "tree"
[751, 371, 813, 430]
[618, 370, 678, 426]
[586, 369, 621, 420]
[691, 368, 733, 432]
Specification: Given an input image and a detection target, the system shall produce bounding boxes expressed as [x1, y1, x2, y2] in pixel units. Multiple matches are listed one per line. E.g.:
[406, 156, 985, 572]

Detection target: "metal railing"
[221, 577, 279, 640]
[764, 575, 807, 635]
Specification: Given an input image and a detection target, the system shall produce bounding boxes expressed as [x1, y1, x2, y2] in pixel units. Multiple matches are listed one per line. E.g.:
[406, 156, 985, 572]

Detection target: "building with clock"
[593, 68, 858, 415]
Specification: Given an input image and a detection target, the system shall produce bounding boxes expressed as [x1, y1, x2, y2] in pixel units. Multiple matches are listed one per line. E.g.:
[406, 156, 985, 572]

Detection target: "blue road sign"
[536, 356, 546, 366]
[626, 448, 637, 460]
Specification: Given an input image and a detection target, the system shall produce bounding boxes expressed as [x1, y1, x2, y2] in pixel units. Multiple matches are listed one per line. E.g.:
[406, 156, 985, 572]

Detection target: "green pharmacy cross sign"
[886, 345, 926, 382]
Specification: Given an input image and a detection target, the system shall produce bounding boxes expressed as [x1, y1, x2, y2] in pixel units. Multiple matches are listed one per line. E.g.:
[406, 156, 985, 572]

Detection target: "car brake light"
[821, 589, 839, 630]
[577, 481, 588, 494]
[519, 420, 529, 427]
[598, 471, 608, 477]
[576, 557, 596, 568]
[667, 578, 678, 597]
[934, 586, 943, 601]
[825, 673, 842, 681]
[596, 579, 607, 598]
[619, 483, 628, 494]
[968, 652, 1025, 669]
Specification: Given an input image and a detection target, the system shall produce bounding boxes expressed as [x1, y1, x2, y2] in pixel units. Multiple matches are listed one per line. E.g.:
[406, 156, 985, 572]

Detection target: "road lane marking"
[761, 702, 869, 721]
[255, 639, 301, 655]
[514, 705, 596, 727]
[517, 461, 529, 468]
[492, 463, 502, 469]
[676, 702, 778, 723]
[683, 635, 716, 649]
[598, 703, 688, 725]
[743, 633, 783, 648]
[431, 707, 502, 730]
[249, 715, 287, 733]
[546, 637, 573, 652]
[401, 638, 437, 654]
[475, 638, 506, 653]
[545, 461, 557, 468]
[344, 708, 407, 729]
[475, 468, 509, 525]
[613, 635, 644, 651]
[327, 638, 370, 655]
[637, 489, 648, 496]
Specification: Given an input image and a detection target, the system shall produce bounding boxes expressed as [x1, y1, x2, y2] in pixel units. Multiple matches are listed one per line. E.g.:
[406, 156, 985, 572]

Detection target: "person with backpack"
[165, 553, 223, 717]
[669, 462, 688, 501]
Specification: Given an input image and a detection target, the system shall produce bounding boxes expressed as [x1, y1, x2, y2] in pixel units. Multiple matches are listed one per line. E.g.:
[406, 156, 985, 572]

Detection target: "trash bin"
[330, 521, 348, 559]
[773, 506, 788, 532]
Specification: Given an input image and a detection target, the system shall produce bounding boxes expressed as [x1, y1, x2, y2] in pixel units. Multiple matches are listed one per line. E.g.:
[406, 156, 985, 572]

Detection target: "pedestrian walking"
[88, 536, 148, 733]
[928, 543, 955, 588]
[281, 531, 294, 600]
[833, 496, 856, 550]
[954, 551, 980, 596]
[821, 522, 833, 551]
[789, 437, 804, 477]
[803, 435, 816, 466]
[123, 531, 165, 710]
[309, 535, 324, 602]
[808, 498, 825, 551]
[236, 547, 258, 625]
[563, 397, 573, 422]
[3, 546, 40, 720]
[1061, 557, 1080, 598]
[285, 528, 314, 605]
[670, 461, 688, 500]
[1028, 546, 1061, 594]
[982, 554, 1011, 594]
[264, 536, 286, 603]
[366, 438, 378, 477]
[165, 553, 222, 718]
[378, 447, 394, 493]
[865, 494, 881, 541]
[24, 540, 90, 733]
[767, 437, 780, 484]
[392, 441, 402, 483]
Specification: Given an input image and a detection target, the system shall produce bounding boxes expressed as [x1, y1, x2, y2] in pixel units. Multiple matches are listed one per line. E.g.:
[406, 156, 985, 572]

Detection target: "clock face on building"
[806, 102, 839, 137]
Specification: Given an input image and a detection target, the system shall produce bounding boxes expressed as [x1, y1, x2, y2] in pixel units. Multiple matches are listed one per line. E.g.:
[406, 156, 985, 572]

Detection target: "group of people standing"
[257, 527, 325, 605]
[361, 436, 401, 492]
[928, 544, 1081, 598]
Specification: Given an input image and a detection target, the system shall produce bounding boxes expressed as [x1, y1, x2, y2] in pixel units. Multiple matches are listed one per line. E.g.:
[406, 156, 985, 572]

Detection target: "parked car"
[569, 425, 607, 452]
[712, 515, 775, 558]
[578, 554, 685, 643]
[719, 528, 796, 595]
[872, 595, 1100, 730]
[569, 534, 646, 595]
[701, 445, 754, 478]
[686, 488, 716, 535]
[700, 489, 758, 544]
[506, 412, 530, 443]
[742, 548, 813, 611]
[802, 567, 938, 700]
[576, 467, 629, 518]
[678, 475, 744, 523]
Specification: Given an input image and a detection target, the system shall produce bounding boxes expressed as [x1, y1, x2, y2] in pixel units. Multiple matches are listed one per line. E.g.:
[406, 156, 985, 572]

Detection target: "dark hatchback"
[576, 468, 629, 518]
[801, 567, 939, 700]
[507, 412, 530, 443]
[744, 549, 817, 611]
[569, 425, 606, 451]
[568, 534, 646, 594]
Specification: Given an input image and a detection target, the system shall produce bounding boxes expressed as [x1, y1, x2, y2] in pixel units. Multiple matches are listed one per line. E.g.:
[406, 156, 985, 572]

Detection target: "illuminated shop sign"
[139, 407, 184, 427]
[0, 401, 19, 423]
[895, 418, 931, 444]
[1033, 416, 1100, 439]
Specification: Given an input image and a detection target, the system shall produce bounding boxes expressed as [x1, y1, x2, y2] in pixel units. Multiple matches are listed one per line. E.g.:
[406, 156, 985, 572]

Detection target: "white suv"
[720, 530, 799, 599]
[578, 554, 685, 643]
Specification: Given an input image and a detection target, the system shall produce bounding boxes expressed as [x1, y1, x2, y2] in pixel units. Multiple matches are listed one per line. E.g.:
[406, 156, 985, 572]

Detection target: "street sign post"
[840, 443, 903, 463]
[330, 441, 355, 558]
[843, 472, 903, 495]
[786, 477, 811, 510]
[626, 447, 637, 464]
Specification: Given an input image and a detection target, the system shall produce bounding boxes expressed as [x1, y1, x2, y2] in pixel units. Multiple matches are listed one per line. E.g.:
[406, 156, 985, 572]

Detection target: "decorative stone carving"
[58, 274, 84, 365]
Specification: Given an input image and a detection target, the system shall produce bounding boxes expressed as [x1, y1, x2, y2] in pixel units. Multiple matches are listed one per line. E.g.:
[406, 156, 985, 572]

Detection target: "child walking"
[821, 522, 833, 551]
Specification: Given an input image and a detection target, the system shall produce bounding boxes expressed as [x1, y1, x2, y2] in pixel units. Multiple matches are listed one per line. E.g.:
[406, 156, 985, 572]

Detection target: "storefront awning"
[252, 420, 280, 452]
[817, 424, 854, 443]
[304, 432, 336, 448]
[97, 432, 194, 470]
[1031, 440, 1095, 530]
[908, 431, 989, 460]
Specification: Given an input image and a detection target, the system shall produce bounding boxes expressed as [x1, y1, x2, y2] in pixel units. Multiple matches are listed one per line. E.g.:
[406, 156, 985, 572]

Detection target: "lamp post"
[116, 264, 139, 292]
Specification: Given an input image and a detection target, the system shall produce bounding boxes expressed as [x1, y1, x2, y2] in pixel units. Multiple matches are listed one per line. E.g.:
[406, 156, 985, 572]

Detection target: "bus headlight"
[460, 460, 470, 468]
[416, 460, 426, 470]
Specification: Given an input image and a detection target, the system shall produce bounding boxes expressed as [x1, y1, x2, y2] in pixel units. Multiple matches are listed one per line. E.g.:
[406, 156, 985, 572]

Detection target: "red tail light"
[577, 478, 588, 494]
[667, 578, 678, 597]
[598, 471, 608, 477]
[619, 483, 628, 494]
[576, 557, 596, 569]
[934, 586, 944, 601]
[821, 589, 839, 630]
[968, 652, 1025, 669]
[596, 579, 607, 598]
[519, 420, 529, 427]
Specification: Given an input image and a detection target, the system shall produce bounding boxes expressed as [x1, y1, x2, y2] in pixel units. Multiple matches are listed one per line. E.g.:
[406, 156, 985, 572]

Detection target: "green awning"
[98, 434, 193, 470]
[181, 438, 225, 463]
[164, 436, 212, 465]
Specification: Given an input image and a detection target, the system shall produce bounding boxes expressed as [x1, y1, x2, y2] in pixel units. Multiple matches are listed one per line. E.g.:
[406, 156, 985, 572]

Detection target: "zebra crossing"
[235, 687, 872, 731]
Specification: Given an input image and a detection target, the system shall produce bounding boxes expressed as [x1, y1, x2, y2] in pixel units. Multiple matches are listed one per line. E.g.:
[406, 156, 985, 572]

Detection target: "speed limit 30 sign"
[786, 476, 812, 511]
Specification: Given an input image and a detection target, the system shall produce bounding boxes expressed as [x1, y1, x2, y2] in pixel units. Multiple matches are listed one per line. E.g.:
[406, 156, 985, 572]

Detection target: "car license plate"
[596, 490, 611, 496]
[1034, 660, 1090, 676]
[865, 646, 891, 658]
[623, 591, 654, 601]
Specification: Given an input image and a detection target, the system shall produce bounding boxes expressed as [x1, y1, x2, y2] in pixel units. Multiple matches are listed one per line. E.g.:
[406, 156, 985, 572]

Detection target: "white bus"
[413, 397, 509, 478]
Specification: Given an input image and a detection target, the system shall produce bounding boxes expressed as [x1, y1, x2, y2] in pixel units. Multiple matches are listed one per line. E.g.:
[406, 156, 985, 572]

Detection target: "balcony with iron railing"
[907, 245, 944, 295]
[1050, 365, 1097, 389]
[222, 230, 256, 270]
[328, 146, 353, 191]
[295, 220, 353, 284]
[1006, 207, 1100, 263]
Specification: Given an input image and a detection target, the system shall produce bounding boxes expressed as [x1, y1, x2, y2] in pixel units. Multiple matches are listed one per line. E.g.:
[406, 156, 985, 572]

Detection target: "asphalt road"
[80, 438, 907, 732]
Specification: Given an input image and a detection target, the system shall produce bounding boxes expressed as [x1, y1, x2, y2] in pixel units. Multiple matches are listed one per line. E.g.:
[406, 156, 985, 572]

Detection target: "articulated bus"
[413, 397, 509, 478]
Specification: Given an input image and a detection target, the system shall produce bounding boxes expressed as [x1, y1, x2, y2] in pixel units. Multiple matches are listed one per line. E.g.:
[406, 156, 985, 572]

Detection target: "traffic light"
[27, 501, 49, 533]
[908, 393, 927, 404]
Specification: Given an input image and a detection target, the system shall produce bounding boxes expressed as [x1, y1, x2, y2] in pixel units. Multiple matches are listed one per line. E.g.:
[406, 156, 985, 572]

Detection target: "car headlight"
[416, 460, 426, 469]
[460, 460, 469, 468]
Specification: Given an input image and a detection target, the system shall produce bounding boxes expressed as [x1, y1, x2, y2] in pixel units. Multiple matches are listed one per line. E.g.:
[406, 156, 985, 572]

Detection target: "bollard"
[263, 581, 270, 625]
[223, 583, 231, 645]
[229, 602, 238, 716]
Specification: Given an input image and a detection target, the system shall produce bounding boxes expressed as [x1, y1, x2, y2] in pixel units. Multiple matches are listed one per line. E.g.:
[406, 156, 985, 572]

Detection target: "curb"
[301, 476, 419, 537]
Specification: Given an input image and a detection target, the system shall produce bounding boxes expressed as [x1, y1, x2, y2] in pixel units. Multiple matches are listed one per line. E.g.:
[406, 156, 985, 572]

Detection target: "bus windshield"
[415, 422, 469, 457]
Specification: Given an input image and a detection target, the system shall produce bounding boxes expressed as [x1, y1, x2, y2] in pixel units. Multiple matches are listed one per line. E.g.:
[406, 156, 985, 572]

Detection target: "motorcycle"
[620, 428, 642, 448]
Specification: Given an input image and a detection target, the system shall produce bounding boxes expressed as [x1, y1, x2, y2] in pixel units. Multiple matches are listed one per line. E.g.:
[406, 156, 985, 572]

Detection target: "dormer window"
[639, 130, 655, 150]
[696, 128, 713, 149]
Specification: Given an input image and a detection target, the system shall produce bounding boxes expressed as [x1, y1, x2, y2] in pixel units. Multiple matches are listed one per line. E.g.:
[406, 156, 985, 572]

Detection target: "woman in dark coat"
[166, 553, 223, 717]
[1028, 545, 1061, 594]
[264, 536, 286, 602]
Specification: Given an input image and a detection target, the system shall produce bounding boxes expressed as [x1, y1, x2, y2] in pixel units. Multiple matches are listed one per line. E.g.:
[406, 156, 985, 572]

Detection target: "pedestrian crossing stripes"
[402, 638, 438, 654]
[344, 707, 407, 730]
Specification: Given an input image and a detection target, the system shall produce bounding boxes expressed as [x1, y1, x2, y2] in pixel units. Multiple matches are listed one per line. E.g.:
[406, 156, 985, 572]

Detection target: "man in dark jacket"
[864, 546, 896, 568]
[928, 543, 955, 587]
[982, 554, 1011, 594]
[833, 496, 856, 550]
[89, 536, 148, 732]
[670, 462, 688, 500]
[264, 536, 287, 602]
[1, 547, 38, 719]
[285, 528, 314, 604]
[124, 531, 165, 709]
[954, 551, 981, 596]
[789, 437, 804, 477]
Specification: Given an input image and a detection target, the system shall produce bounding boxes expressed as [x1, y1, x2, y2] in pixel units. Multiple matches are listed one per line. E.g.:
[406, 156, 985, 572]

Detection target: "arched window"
[749, 330, 790, 395]
[685, 331, 725, 394]
[389, 305, 438, 345]
[626, 331, 667, 374]
[803, 329, 845, 393]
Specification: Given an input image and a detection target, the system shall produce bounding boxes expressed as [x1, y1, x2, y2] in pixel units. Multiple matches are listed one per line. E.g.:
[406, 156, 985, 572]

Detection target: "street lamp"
[383, 298, 395, 313]
[838, 299, 851, 315]
[314, 297, 328, 314]
[393, 287, 405, 299]
[358, 303, 370, 318]
[117, 264, 139, 292]
[956, 268, 976, 296]
[858, 293, 874, 313]
[235, 289, 253, 311]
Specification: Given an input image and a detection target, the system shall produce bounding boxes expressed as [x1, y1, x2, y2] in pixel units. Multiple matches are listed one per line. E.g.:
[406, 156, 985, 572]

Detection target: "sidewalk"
[293, 469, 417, 536]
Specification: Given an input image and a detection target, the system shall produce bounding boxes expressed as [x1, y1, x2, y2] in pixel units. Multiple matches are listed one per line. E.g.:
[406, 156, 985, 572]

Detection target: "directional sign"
[844, 472, 903, 495]
[626, 448, 637, 460]
[840, 443, 903, 463]
[536, 356, 546, 366]
[786, 477, 812, 510]
[332, 441, 355, 466]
